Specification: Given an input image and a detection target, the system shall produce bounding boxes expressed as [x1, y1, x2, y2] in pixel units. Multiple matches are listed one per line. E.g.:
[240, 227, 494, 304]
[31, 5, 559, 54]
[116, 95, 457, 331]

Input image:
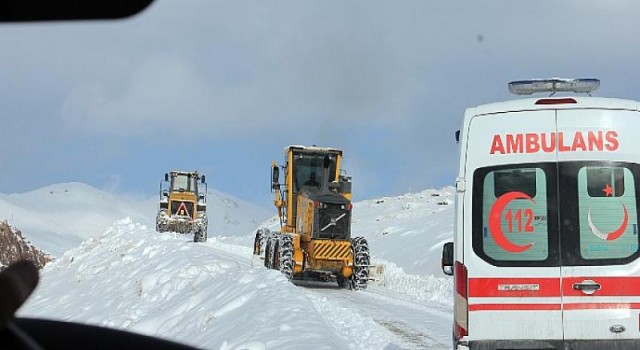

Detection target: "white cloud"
[61, 54, 217, 136]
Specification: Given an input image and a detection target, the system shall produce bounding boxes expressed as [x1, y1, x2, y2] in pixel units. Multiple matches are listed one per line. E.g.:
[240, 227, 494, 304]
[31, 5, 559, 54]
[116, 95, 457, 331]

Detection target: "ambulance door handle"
[572, 280, 601, 295]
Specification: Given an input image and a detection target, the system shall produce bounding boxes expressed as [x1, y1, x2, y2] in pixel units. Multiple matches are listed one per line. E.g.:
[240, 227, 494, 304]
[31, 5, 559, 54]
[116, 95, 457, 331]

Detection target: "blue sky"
[1, 1, 640, 207]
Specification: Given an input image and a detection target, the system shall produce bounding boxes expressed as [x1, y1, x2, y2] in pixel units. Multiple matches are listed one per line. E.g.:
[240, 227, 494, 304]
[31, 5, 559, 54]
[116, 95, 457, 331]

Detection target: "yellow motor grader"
[253, 145, 370, 290]
[155, 170, 208, 242]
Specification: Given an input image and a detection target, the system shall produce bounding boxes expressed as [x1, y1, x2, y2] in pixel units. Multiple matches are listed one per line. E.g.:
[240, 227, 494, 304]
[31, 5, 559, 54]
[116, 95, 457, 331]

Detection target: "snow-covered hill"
[20, 219, 347, 349]
[0, 183, 271, 257]
[352, 187, 454, 277]
[0, 183, 149, 257]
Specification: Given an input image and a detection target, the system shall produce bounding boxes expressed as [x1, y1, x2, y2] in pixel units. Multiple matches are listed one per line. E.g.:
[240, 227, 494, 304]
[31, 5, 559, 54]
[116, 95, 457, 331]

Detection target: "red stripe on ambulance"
[469, 303, 561, 311]
[469, 303, 640, 311]
[469, 276, 640, 298]
[563, 303, 640, 310]
[469, 277, 560, 298]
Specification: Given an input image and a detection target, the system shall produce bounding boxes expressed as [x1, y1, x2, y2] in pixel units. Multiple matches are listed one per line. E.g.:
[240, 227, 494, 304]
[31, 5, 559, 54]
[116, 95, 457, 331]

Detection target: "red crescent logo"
[488, 191, 535, 253]
[587, 203, 628, 241]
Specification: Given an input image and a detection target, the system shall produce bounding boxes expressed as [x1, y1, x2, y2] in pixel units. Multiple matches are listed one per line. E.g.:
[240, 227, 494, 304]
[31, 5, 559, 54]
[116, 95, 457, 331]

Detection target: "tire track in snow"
[301, 281, 451, 350]
[373, 319, 442, 350]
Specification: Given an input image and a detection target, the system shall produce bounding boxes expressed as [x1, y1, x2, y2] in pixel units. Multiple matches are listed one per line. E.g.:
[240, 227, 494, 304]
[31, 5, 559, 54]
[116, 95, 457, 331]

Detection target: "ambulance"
[441, 78, 640, 350]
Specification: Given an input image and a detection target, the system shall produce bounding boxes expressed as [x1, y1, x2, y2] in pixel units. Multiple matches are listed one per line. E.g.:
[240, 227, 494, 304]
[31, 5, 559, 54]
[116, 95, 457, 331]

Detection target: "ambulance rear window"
[578, 166, 638, 260]
[494, 169, 536, 198]
[586, 167, 624, 197]
[473, 164, 558, 267]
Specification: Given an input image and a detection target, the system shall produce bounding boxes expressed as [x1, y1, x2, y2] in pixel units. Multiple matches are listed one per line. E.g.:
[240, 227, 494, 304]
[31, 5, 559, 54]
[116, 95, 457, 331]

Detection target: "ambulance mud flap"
[469, 339, 640, 350]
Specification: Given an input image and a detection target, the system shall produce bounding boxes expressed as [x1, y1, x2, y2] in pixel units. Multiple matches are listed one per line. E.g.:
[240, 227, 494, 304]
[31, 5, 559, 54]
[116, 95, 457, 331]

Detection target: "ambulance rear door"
[464, 108, 562, 341]
[556, 108, 640, 343]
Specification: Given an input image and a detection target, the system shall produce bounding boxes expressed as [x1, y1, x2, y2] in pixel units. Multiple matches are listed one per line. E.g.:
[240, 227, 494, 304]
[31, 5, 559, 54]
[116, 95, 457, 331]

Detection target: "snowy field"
[10, 183, 454, 349]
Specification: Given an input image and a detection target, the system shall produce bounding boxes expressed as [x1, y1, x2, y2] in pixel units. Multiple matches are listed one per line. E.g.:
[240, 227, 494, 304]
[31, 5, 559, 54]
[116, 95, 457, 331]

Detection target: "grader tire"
[264, 239, 272, 268]
[278, 236, 294, 281]
[337, 275, 348, 288]
[350, 237, 370, 290]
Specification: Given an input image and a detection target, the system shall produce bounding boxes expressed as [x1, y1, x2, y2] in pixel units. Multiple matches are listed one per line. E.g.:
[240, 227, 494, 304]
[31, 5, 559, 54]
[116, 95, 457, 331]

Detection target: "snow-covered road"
[212, 238, 453, 350]
[299, 281, 451, 350]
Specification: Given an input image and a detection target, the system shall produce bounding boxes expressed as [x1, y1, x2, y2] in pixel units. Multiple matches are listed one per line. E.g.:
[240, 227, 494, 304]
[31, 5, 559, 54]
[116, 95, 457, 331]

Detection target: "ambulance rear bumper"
[468, 339, 640, 350]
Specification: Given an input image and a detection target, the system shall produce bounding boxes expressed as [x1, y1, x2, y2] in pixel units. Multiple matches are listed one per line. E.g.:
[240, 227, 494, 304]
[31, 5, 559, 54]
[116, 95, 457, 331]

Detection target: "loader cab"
[445, 78, 640, 350]
[169, 172, 199, 194]
[159, 171, 207, 218]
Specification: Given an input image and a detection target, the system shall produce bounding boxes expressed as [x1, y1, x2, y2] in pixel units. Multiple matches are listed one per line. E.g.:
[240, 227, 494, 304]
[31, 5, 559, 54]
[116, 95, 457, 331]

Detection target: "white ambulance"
[441, 78, 640, 350]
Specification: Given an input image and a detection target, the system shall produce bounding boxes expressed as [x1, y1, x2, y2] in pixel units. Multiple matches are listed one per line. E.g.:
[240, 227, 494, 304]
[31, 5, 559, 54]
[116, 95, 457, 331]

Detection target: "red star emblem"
[603, 184, 613, 197]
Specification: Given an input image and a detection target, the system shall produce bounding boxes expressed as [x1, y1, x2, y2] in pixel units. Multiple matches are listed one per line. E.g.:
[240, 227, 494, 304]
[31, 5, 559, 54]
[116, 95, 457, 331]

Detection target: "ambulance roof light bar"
[508, 78, 600, 96]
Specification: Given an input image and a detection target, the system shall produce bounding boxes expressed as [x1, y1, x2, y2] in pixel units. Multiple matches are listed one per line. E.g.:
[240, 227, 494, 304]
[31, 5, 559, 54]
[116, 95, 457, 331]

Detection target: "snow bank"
[377, 260, 453, 306]
[353, 187, 454, 277]
[20, 218, 347, 350]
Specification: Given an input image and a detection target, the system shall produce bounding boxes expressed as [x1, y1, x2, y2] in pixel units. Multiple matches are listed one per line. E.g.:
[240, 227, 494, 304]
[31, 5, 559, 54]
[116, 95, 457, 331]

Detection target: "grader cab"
[254, 145, 370, 290]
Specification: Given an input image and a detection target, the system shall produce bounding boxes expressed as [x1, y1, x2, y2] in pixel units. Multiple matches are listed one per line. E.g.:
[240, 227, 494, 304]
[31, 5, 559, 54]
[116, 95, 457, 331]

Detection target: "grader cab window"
[292, 153, 337, 193]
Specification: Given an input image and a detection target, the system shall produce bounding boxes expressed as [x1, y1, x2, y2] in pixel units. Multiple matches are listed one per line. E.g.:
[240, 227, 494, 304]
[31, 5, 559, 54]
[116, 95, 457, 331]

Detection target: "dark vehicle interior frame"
[0, 2, 201, 349]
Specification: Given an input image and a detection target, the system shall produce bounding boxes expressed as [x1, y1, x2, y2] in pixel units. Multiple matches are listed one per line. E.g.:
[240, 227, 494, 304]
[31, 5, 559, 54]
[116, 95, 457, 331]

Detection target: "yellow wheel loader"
[253, 146, 370, 290]
[155, 170, 208, 242]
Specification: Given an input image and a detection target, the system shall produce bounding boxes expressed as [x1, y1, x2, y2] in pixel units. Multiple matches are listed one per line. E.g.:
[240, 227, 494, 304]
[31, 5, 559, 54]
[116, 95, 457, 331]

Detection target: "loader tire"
[155, 222, 167, 233]
[194, 230, 207, 243]
[350, 237, 370, 290]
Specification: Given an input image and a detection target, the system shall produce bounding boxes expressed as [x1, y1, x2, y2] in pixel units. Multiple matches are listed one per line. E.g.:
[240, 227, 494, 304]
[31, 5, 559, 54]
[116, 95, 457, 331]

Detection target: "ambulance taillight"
[535, 98, 577, 105]
[454, 261, 468, 340]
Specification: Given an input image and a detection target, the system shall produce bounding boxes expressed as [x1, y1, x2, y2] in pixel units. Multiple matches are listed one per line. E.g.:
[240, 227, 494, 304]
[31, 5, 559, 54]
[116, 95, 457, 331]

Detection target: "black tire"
[193, 230, 207, 243]
[350, 237, 370, 290]
[278, 236, 294, 281]
[253, 230, 262, 255]
[156, 222, 166, 233]
[336, 275, 348, 288]
[264, 239, 272, 268]
[273, 240, 280, 269]
[254, 228, 271, 255]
